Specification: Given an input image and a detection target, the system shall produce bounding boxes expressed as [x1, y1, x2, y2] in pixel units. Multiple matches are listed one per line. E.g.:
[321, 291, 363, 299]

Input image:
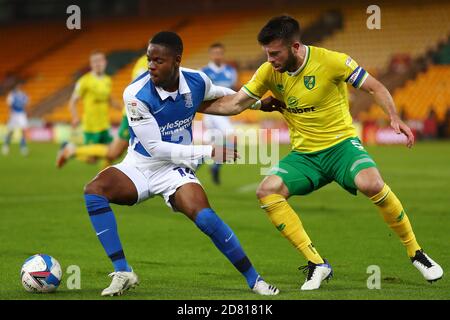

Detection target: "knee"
[358, 177, 385, 197]
[256, 184, 272, 199]
[84, 180, 108, 198]
[256, 179, 285, 200]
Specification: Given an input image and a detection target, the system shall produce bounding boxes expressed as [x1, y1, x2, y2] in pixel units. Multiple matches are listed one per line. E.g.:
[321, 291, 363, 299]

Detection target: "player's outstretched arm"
[198, 89, 255, 116]
[360, 74, 414, 148]
[199, 90, 284, 115]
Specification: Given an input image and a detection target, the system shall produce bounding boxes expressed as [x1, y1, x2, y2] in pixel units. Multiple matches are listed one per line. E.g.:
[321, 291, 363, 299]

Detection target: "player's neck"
[287, 45, 308, 74]
[291, 45, 306, 72]
[161, 75, 179, 92]
[92, 71, 104, 78]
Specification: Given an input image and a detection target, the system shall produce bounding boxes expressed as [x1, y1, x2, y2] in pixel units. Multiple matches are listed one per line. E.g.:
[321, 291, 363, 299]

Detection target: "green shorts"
[118, 115, 130, 141]
[271, 137, 377, 196]
[83, 129, 113, 145]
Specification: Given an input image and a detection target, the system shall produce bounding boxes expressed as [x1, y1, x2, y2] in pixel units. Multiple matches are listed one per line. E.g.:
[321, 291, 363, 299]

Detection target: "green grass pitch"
[0, 142, 449, 299]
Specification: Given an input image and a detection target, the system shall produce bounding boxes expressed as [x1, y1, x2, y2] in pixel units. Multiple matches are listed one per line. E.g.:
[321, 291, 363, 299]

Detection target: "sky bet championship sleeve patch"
[126, 100, 145, 122]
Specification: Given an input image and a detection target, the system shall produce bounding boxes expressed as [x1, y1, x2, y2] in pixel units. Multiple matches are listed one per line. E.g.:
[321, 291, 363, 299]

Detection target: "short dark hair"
[257, 15, 301, 45]
[209, 42, 225, 50]
[149, 31, 183, 56]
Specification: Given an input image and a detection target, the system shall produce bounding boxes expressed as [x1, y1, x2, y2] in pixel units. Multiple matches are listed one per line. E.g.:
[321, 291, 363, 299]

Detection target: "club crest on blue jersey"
[183, 92, 193, 108]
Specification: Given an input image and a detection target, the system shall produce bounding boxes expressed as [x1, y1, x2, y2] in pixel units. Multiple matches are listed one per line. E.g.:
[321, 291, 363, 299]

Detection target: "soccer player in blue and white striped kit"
[201, 43, 237, 184]
[2, 82, 29, 156]
[83, 32, 279, 297]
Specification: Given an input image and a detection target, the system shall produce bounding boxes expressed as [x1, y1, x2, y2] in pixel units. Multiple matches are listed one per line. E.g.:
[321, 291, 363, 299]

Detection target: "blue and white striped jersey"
[202, 62, 237, 89]
[7, 90, 28, 113]
[123, 67, 234, 164]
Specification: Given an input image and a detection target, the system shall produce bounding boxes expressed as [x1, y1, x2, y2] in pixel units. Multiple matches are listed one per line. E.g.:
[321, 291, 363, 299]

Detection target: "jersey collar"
[287, 45, 310, 77]
[155, 68, 191, 101]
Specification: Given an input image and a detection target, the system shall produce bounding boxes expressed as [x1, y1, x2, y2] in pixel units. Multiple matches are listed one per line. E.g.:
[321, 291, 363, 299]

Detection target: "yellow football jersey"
[131, 55, 148, 80]
[75, 72, 112, 133]
[243, 45, 368, 153]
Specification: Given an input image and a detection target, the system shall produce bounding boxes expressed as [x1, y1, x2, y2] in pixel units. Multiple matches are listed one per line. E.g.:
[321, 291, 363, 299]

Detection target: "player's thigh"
[84, 167, 138, 205]
[266, 151, 328, 197]
[150, 165, 206, 217]
[169, 183, 211, 221]
[326, 138, 378, 195]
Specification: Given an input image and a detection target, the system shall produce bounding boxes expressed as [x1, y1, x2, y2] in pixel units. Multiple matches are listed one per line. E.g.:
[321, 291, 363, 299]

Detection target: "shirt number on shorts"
[173, 167, 196, 179]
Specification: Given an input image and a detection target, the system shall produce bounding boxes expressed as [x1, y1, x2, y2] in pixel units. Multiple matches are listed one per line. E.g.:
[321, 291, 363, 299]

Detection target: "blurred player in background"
[2, 82, 29, 156]
[57, 54, 147, 168]
[200, 15, 443, 291]
[201, 43, 237, 184]
[131, 54, 148, 79]
[67, 51, 120, 164]
[83, 32, 279, 296]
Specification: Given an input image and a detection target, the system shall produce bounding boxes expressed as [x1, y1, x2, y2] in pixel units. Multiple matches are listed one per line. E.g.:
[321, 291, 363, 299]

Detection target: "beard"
[274, 50, 298, 73]
[284, 49, 300, 73]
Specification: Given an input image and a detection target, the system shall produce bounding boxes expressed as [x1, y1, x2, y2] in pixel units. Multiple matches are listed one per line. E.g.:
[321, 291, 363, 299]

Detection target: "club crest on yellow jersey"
[304, 75, 315, 90]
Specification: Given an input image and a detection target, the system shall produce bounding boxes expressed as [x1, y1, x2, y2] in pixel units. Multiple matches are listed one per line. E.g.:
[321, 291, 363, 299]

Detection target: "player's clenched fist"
[260, 96, 285, 113]
[211, 145, 240, 163]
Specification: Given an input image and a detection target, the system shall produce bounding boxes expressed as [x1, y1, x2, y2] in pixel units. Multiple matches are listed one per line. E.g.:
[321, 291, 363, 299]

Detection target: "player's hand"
[211, 138, 240, 163]
[260, 96, 285, 113]
[71, 117, 80, 128]
[390, 115, 415, 148]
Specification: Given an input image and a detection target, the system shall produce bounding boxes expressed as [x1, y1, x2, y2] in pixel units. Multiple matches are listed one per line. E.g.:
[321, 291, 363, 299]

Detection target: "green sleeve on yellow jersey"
[242, 62, 272, 99]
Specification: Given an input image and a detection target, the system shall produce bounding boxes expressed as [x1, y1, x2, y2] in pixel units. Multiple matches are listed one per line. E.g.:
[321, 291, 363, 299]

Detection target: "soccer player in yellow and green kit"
[199, 15, 443, 291]
[69, 51, 121, 146]
[57, 53, 146, 168]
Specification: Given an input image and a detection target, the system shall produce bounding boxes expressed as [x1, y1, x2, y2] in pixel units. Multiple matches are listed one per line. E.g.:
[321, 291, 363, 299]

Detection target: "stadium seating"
[2, 2, 449, 126]
[44, 12, 250, 124]
[5, 17, 180, 124]
[364, 65, 450, 121]
[44, 9, 306, 124]
[182, 7, 323, 70]
[0, 22, 75, 79]
[0, 22, 77, 123]
[318, 2, 450, 72]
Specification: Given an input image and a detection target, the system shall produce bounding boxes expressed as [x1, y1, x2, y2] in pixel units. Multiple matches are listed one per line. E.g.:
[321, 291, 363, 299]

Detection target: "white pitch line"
[237, 182, 259, 193]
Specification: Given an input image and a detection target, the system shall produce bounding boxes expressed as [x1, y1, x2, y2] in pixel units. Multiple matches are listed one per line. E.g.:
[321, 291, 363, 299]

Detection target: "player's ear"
[175, 55, 182, 67]
[291, 41, 301, 52]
